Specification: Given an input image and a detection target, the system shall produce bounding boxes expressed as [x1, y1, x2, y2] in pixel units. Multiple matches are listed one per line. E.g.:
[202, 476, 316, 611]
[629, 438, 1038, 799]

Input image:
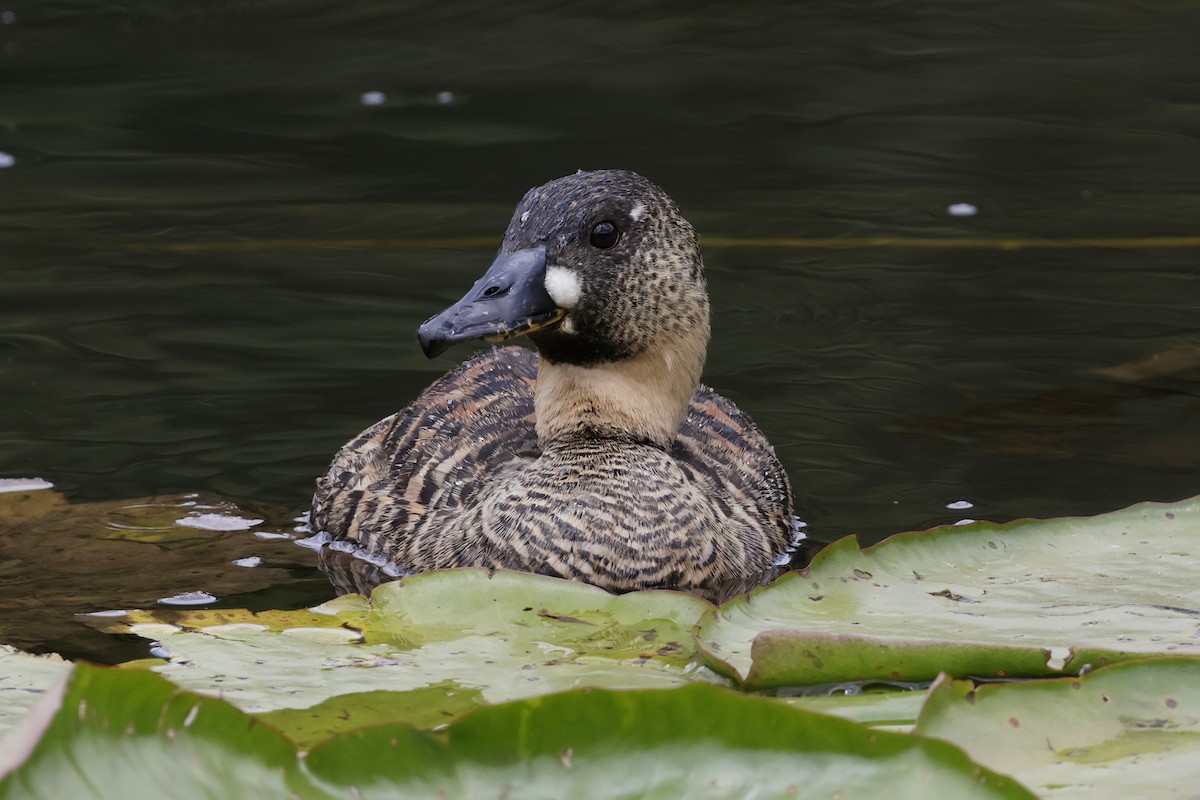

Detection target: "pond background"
[3, 2, 1200, 656]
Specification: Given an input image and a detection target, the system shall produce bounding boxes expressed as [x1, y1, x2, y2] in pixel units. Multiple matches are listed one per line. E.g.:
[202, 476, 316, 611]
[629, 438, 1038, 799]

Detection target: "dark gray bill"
[416, 246, 565, 358]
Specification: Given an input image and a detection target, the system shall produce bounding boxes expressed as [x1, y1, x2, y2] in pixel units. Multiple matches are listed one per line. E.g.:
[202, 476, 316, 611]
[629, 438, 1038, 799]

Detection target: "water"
[3, 2, 1200, 659]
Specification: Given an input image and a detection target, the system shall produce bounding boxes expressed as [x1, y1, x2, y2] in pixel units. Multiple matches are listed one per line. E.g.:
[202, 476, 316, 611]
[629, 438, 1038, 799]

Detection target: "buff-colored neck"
[534, 327, 709, 450]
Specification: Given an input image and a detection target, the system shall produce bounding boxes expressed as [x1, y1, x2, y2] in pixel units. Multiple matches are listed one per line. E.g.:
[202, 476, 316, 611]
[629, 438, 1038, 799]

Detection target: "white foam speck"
[946, 500, 974, 510]
[953, 518, 977, 527]
[82, 609, 127, 618]
[0, 11, 14, 24]
[232, 556, 262, 568]
[947, 203, 977, 217]
[436, 90, 454, 104]
[0, 477, 52, 493]
[175, 513, 263, 531]
[360, 90, 386, 106]
[294, 531, 331, 550]
[157, 591, 217, 606]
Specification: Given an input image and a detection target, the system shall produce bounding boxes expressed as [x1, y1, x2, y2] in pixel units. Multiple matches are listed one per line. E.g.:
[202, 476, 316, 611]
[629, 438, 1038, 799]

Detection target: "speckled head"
[510, 169, 708, 366]
[417, 169, 710, 369]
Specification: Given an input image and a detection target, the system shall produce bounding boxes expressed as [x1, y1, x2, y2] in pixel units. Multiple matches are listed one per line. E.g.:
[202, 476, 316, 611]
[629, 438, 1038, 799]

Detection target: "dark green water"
[4, 2, 1200, 656]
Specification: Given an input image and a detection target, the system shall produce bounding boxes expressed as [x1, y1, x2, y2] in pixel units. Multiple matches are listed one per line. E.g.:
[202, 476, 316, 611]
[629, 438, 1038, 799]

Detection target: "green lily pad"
[303, 683, 1035, 800]
[915, 657, 1200, 799]
[697, 496, 1200, 689]
[0, 647, 72, 741]
[0, 664, 315, 800]
[256, 684, 483, 751]
[0, 666, 1032, 800]
[90, 569, 720, 740]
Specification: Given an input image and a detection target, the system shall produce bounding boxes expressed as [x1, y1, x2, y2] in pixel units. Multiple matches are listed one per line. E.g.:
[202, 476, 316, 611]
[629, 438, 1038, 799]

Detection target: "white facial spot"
[544, 266, 582, 309]
[630, 202, 647, 222]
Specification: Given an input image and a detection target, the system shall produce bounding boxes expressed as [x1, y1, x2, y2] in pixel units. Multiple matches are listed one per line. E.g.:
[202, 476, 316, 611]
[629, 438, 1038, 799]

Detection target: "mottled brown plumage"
[311, 170, 799, 602]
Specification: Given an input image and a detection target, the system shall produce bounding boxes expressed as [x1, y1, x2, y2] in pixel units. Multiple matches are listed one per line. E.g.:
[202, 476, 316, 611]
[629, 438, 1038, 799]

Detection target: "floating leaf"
[0, 647, 72, 741]
[303, 683, 1035, 800]
[0, 664, 315, 799]
[256, 684, 483, 751]
[698, 496, 1200, 688]
[915, 657, 1200, 799]
[92, 569, 719, 740]
[0, 667, 1031, 800]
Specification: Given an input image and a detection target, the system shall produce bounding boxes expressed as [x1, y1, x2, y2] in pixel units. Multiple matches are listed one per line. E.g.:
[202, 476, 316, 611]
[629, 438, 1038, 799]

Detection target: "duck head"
[418, 169, 711, 447]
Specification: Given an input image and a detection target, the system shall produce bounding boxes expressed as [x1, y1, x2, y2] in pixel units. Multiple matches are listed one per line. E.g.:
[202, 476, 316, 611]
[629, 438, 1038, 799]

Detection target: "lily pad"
[0, 647, 72, 741]
[303, 683, 1035, 800]
[0, 666, 1032, 800]
[89, 569, 721, 739]
[915, 657, 1200, 799]
[0, 664, 312, 799]
[697, 495, 1200, 688]
[257, 683, 484, 750]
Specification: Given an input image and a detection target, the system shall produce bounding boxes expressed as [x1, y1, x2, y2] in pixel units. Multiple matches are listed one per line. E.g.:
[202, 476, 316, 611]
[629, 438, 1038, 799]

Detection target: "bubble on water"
[436, 90, 455, 104]
[293, 531, 330, 549]
[360, 90, 386, 106]
[157, 591, 217, 606]
[947, 202, 977, 217]
[946, 500, 974, 510]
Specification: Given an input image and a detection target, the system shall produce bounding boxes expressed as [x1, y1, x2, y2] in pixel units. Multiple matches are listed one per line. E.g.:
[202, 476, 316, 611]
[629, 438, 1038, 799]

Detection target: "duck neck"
[534, 332, 708, 451]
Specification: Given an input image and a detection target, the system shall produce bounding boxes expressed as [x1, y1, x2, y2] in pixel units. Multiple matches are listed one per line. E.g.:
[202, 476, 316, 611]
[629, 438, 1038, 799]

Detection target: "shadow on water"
[2, 2, 1200, 659]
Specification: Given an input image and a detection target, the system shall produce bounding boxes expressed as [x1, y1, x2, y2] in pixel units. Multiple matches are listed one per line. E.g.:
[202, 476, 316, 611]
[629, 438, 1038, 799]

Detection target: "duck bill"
[416, 246, 566, 358]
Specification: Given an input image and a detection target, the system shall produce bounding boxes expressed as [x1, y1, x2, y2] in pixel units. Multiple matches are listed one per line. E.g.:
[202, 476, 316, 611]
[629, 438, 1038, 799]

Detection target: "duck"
[310, 169, 801, 603]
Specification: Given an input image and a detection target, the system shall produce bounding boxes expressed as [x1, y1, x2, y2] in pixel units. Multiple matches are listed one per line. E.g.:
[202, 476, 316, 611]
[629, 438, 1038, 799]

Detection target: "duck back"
[312, 346, 797, 601]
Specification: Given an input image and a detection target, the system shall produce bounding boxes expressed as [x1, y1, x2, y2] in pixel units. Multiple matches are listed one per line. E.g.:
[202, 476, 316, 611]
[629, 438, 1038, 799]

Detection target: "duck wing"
[311, 346, 540, 555]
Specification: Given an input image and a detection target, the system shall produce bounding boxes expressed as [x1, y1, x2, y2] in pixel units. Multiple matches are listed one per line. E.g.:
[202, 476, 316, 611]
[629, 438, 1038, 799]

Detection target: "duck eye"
[589, 220, 620, 250]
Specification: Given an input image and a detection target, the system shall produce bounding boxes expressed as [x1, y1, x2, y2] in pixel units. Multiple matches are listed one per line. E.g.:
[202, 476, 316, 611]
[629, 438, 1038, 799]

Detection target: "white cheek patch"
[544, 266, 582, 309]
[630, 202, 647, 222]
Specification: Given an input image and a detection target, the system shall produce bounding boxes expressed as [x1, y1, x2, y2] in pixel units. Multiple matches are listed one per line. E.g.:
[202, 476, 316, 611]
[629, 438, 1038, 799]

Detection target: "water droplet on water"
[946, 500, 974, 510]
